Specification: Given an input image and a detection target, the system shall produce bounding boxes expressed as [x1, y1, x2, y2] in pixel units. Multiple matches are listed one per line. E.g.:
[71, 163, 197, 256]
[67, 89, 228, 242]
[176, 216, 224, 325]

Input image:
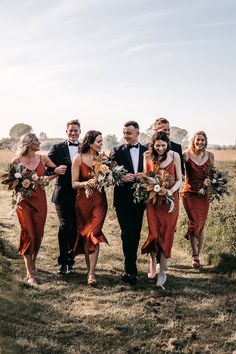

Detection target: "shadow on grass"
[0, 236, 18, 259]
[0, 222, 13, 229]
[216, 253, 236, 274]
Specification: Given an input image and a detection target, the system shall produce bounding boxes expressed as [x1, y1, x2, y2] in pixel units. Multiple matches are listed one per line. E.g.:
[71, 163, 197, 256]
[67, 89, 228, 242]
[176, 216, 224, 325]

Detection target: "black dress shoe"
[65, 264, 74, 274]
[57, 264, 66, 274]
[122, 273, 138, 285]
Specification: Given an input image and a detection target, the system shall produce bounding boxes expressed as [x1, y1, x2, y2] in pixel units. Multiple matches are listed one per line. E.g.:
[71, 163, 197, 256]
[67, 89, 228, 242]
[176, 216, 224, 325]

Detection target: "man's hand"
[121, 173, 136, 182]
[54, 165, 67, 175]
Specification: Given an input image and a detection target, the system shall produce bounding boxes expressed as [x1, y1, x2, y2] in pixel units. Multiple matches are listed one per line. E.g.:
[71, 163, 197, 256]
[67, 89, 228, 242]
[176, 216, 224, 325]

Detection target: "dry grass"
[0, 184, 236, 353]
[0, 154, 236, 353]
[209, 149, 236, 161]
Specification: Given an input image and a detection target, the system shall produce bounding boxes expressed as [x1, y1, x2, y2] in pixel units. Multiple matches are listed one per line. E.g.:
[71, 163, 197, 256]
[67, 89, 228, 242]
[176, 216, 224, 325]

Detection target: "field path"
[0, 188, 235, 354]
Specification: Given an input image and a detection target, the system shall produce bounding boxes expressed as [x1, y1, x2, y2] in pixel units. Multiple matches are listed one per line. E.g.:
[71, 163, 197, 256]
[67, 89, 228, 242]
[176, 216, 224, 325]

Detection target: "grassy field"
[0, 152, 236, 353]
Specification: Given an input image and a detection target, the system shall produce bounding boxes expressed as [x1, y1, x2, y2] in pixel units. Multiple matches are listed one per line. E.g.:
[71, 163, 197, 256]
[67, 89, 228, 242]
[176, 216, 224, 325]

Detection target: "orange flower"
[203, 178, 211, 188]
[22, 178, 31, 189]
[99, 164, 110, 174]
[158, 187, 167, 196]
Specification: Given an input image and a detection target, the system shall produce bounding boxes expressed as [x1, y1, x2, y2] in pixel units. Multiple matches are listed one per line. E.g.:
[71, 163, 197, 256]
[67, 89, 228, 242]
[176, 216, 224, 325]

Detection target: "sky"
[0, 0, 235, 145]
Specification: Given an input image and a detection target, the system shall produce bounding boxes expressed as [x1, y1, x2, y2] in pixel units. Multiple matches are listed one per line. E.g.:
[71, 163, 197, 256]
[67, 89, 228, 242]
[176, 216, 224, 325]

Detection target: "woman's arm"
[167, 152, 182, 196]
[209, 151, 215, 164]
[71, 154, 87, 189]
[11, 157, 19, 165]
[183, 151, 189, 162]
[143, 151, 150, 173]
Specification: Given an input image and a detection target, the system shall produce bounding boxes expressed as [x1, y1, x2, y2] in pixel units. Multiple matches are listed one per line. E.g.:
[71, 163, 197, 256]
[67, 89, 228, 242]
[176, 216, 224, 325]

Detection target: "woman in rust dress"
[182, 131, 214, 268]
[72, 130, 108, 285]
[11, 133, 64, 285]
[141, 131, 182, 288]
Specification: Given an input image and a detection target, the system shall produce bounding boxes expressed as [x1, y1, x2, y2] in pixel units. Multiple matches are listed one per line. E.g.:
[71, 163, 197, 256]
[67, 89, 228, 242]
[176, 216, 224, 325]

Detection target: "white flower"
[31, 173, 39, 182]
[14, 172, 22, 179]
[212, 179, 217, 184]
[153, 184, 161, 193]
[198, 188, 206, 195]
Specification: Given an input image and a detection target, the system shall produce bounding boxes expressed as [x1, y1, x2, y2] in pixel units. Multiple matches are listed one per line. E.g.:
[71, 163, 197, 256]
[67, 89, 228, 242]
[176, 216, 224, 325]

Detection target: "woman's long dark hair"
[151, 131, 171, 164]
[81, 130, 102, 154]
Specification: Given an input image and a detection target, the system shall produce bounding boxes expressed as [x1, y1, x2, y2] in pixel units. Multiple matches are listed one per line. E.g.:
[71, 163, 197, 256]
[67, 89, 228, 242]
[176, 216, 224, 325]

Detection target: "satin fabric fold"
[73, 160, 108, 255]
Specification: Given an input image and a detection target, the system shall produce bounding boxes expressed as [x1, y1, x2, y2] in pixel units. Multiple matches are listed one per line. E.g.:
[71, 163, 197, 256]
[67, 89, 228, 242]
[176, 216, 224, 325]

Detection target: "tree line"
[0, 122, 235, 151]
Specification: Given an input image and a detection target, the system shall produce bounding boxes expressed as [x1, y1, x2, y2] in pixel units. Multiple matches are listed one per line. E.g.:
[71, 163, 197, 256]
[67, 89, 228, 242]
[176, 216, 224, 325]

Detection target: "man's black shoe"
[122, 273, 138, 285]
[57, 264, 66, 275]
[65, 264, 74, 274]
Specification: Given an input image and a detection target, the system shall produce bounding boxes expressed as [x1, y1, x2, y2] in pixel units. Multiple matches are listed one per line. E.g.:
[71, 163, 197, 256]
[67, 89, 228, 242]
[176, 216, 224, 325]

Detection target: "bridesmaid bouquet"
[199, 164, 228, 201]
[1, 163, 49, 211]
[85, 153, 127, 197]
[132, 170, 175, 213]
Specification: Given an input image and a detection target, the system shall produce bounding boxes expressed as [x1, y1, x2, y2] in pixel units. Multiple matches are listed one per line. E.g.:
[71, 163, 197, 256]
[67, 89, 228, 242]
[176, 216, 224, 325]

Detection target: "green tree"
[9, 123, 33, 139]
[170, 126, 189, 146]
[103, 134, 119, 150]
[39, 132, 47, 140]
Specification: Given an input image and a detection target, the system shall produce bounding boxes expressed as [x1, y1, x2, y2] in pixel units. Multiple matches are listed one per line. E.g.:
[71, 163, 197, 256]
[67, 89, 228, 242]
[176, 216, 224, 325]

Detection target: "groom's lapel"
[63, 141, 72, 164]
[138, 145, 144, 172]
[122, 145, 134, 173]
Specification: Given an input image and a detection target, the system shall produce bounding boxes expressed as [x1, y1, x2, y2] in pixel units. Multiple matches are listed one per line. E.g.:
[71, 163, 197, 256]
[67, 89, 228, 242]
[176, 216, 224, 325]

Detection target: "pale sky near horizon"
[0, 0, 235, 145]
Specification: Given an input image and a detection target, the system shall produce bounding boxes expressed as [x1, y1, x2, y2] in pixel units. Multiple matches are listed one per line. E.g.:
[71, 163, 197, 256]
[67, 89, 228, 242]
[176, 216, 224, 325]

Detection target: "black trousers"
[116, 203, 145, 275]
[55, 200, 77, 266]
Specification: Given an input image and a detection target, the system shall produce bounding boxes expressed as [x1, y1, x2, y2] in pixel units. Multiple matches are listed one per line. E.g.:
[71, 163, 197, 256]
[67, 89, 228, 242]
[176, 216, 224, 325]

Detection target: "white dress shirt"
[129, 145, 140, 174]
[67, 141, 79, 161]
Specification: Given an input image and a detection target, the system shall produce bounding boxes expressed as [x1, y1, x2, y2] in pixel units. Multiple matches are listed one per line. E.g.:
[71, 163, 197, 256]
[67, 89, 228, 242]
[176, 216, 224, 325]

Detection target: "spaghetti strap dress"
[17, 158, 47, 255]
[73, 160, 108, 255]
[182, 158, 211, 240]
[141, 159, 179, 258]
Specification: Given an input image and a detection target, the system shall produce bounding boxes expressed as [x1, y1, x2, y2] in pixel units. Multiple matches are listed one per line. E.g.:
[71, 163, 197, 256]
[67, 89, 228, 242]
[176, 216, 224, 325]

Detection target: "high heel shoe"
[87, 273, 97, 286]
[156, 273, 166, 290]
[192, 259, 201, 269]
[192, 254, 201, 269]
[26, 276, 38, 286]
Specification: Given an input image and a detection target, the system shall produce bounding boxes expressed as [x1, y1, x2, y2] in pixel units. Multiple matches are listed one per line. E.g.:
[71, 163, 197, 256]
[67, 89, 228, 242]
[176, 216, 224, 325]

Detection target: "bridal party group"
[6, 117, 214, 288]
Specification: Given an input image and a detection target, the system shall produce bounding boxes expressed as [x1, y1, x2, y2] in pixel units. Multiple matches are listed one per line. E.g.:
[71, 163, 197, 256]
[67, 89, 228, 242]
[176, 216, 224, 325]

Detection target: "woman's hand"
[166, 189, 173, 197]
[86, 178, 97, 187]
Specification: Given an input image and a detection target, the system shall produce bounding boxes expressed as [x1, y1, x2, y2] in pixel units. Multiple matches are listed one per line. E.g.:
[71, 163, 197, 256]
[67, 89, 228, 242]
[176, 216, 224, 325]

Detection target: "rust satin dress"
[141, 160, 179, 258]
[73, 160, 108, 255]
[17, 160, 47, 256]
[182, 158, 211, 240]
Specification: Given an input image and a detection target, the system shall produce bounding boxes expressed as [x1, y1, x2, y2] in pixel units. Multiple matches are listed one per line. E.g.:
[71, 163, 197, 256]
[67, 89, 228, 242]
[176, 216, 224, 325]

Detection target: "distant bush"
[9, 123, 32, 139]
[40, 138, 64, 152]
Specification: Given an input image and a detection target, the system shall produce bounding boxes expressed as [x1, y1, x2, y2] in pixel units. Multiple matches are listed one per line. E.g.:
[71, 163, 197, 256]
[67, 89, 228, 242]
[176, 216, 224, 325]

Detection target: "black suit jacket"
[48, 141, 80, 204]
[170, 141, 185, 175]
[110, 143, 148, 207]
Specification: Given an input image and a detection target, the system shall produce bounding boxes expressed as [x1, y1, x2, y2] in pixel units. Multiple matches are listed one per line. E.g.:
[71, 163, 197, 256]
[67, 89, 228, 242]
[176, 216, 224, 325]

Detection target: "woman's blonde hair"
[188, 131, 208, 156]
[16, 133, 38, 156]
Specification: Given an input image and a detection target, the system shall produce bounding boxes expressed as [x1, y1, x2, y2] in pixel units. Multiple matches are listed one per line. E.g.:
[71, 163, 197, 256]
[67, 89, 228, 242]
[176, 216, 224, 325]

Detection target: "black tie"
[127, 143, 139, 149]
[68, 141, 79, 146]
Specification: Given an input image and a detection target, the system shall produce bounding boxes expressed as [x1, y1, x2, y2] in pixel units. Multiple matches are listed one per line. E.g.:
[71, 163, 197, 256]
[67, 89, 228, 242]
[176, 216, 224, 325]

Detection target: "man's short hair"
[67, 119, 81, 128]
[124, 120, 139, 130]
[154, 117, 169, 126]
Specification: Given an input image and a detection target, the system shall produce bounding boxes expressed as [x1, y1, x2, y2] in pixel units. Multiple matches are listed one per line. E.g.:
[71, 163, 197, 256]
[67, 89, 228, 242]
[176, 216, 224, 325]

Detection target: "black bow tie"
[68, 141, 79, 147]
[127, 143, 139, 149]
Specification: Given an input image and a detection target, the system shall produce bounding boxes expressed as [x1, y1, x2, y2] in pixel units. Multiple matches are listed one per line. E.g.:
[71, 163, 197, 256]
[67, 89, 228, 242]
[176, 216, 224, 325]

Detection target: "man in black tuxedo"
[111, 121, 147, 285]
[152, 117, 185, 176]
[48, 119, 81, 274]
